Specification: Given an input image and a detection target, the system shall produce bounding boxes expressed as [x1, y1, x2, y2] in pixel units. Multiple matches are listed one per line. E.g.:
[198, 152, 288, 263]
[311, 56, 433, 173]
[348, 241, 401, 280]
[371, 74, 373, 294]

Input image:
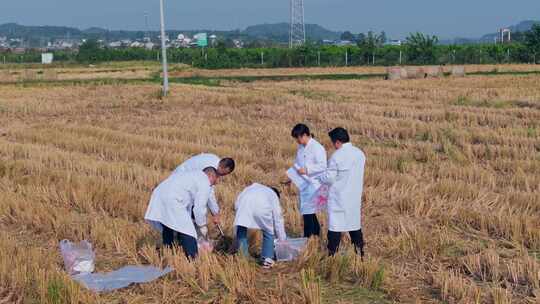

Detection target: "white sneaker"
[261, 257, 275, 269]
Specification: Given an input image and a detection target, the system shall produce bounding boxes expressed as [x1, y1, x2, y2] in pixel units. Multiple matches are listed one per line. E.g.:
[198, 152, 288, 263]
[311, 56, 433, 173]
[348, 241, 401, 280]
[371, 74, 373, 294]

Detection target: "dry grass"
[0, 65, 539, 303]
[168, 64, 540, 78]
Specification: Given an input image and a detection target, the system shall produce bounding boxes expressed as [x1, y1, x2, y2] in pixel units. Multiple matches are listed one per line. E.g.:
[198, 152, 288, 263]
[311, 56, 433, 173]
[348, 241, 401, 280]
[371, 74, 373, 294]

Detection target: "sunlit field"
[0, 66, 539, 303]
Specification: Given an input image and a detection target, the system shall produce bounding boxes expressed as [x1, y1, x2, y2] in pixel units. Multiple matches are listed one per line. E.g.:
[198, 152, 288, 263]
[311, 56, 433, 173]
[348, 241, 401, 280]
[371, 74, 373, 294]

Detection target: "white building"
[385, 40, 402, 46]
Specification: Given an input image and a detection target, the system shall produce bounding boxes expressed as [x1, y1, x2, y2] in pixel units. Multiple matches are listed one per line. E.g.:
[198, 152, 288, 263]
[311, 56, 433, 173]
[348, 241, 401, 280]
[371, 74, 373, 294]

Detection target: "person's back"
[145, 168, 218, 259]
[234, 183, 276, 229]
[173, 153, 220, 175]
[233, 183, 286, 268]
[330, 143, 365, 214]
[145, 170, 211, 234]
[321, 127, 366, 257]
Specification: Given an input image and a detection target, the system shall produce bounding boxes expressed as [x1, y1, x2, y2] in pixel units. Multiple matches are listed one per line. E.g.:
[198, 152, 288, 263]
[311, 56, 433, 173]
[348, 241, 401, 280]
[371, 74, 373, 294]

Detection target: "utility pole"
[159, 0, 169, 96]
[345, 50, 348, 66]
[261, 51, 264, 65]
[399, 50, 402, 65]
[317, 51, 321, 66]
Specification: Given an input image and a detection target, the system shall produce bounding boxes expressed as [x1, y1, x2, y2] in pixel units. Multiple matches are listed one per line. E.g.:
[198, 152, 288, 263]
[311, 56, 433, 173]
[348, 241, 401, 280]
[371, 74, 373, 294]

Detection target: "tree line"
[2, 25, 540, 69]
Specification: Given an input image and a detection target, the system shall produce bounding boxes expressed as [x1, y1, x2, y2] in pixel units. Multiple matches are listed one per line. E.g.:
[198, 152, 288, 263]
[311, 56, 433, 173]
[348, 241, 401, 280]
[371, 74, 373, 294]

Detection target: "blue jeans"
[162, 224, 198, 259]
[236, 226, 275, 260]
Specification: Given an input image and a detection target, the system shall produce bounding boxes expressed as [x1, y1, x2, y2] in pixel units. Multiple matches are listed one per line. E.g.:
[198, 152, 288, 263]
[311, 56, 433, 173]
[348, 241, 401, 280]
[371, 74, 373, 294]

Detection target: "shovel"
[214, 224, 234, 253]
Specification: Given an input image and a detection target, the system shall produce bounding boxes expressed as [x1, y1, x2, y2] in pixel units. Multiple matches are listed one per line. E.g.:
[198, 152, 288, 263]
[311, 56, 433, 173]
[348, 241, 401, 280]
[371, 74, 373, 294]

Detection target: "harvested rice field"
[0, 65, 539, 303]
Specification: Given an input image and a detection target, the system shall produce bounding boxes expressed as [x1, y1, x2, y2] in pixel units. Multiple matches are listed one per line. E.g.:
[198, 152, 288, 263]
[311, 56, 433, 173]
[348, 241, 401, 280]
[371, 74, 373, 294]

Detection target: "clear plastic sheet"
[73, 266, 173, 292]
[275, 238, 308, 261]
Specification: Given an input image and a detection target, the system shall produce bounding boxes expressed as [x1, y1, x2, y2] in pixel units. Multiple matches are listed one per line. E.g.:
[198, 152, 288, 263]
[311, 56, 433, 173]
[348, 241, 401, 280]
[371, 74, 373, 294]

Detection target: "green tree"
[340, 31, 355, 41]
[380, 31, 387, 44]
[405, 32, 439, 64]
[77, 39, 102, 63]
[525, 24, 540, 62]
[358, 31, 384, 64]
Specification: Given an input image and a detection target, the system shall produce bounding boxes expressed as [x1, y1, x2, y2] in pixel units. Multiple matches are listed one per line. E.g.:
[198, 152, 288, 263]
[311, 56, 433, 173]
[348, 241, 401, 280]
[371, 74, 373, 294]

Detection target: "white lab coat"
[293, 138, 327, 214]
[145, 171, 212, 238]
[172, 153, 220, 215]
[320, 143, 366, 232]
[233, 183, 287, 241]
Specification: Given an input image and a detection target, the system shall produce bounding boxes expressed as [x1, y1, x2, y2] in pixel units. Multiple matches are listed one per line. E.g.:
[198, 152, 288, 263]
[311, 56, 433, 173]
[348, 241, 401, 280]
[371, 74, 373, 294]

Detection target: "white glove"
[199, 226, 208, 238]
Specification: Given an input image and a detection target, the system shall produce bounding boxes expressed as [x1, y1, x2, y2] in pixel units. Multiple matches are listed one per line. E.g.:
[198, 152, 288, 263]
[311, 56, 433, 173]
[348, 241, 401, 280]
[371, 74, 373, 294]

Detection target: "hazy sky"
[2, 0, 539, 39]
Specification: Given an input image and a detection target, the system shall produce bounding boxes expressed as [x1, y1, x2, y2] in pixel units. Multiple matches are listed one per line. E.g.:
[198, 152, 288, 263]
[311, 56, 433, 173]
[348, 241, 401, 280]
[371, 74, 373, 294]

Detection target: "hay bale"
[405, 67, 424, 79]
[0, 70, 13, 82]
[387, 67, 403, 80]
[451, 66, 466, 77]
[21, 70, 37, 81]
[424, 66, 443, 78]
[43, 69, 58, 81]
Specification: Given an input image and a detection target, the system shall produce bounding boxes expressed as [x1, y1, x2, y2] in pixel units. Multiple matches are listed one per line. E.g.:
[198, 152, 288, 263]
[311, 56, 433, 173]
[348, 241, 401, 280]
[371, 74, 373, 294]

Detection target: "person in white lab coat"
[289, 123, 327, 238]
[233, 183, 287, 268]
[320, 127, 366, 257]
[145, 167, 219, 259]
[172, 153, 235, 224]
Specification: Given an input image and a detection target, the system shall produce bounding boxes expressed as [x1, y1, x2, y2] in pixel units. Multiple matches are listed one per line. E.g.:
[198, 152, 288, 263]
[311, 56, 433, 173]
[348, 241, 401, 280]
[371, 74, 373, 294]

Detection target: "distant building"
[385, 40, 402, 46]
[12, 47, 26, 54]
[144, 42, 155, 50]
[233, 39, 243, 48]
[209, 34, 217, 47]
[498, 28, 511, 44]
[108, 41, 122, 48]
[130, 41, 144, 48]
[335, 40, 354, 46]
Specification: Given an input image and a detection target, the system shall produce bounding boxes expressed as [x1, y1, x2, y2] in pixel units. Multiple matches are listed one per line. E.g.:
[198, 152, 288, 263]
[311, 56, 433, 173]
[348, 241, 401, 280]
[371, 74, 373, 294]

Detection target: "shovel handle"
[217, 225, 225, 237]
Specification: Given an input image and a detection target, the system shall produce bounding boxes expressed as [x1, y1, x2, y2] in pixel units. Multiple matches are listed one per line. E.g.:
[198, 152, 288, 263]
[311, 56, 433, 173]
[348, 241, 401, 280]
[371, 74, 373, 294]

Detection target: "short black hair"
[203, 166, 218, 177]
[270, 187, 281, 199]
[328, 127, 350, 144]
[291, 123, 311, 138]
[219, 158, 235, 172]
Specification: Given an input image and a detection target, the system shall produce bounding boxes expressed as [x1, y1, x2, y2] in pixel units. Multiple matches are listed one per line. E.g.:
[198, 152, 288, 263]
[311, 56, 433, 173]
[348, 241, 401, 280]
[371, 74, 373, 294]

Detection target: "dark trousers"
[327, 229, 365, 257]
[162, 224, 198, 259]
[303, 214, 321, 238]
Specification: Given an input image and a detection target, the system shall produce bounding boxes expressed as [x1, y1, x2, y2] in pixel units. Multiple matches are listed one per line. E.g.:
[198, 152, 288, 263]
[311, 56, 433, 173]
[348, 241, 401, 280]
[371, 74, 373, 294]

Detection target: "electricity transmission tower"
[289, 0, 306, 48]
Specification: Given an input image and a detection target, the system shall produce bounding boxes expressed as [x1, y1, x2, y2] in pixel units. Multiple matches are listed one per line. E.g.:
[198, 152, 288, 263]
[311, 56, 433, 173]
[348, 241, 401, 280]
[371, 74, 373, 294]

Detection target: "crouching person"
[144, 167, 219, 259]
[233, 183, 287, 268]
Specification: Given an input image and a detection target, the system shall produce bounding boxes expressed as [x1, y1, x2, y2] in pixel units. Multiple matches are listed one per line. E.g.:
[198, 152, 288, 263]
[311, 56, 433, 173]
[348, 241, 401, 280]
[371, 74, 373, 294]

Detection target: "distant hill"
[244, 23, 340, 42]
[439, 20, 540, 45]
[0, 22, 340, 46]
[0, 23, 82, 39]
[479, 20, 540, 42]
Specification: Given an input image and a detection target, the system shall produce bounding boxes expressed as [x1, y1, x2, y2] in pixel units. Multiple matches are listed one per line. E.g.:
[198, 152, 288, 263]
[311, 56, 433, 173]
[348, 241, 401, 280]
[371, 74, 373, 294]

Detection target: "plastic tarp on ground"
[73, 266, 173, 293]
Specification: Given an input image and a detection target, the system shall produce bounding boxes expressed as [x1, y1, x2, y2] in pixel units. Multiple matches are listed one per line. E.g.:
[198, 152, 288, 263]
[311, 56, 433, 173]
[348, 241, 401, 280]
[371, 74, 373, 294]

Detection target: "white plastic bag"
[275, 238, 308, 262]
[59, 239, 95, 275]
[197, 238, 215, 253]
